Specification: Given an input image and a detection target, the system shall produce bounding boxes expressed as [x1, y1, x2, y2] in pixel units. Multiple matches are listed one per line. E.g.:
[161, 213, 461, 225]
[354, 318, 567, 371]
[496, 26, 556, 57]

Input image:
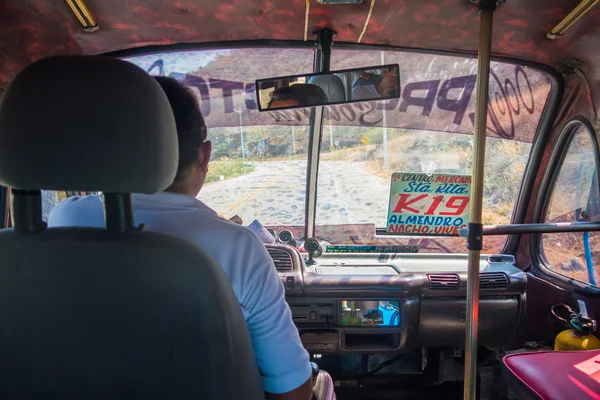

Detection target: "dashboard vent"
[480, 272, 509, 290]
[267, 248, 293, 272]
[427, 274, 459, 290]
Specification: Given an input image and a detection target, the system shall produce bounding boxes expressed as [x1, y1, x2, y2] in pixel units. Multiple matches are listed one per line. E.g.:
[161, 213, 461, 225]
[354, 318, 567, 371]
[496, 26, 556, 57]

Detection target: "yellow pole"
[547, 0, 599, 39]
[464, 5, 494, 400]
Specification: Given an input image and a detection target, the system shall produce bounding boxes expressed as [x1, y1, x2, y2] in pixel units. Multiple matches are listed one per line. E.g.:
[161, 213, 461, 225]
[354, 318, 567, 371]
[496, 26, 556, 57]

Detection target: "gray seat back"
[308, 74, 346, 102]
[0, 56, 263, 399]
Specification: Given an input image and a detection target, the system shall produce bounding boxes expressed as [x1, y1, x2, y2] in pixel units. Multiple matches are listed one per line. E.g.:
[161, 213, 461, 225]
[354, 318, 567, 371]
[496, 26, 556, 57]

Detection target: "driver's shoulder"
[48, 195, 104, 226]
[188, 213, 272, 265]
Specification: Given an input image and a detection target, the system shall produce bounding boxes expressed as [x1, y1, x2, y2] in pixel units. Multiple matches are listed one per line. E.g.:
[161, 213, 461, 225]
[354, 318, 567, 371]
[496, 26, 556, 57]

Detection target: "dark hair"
[153, 76, 207, 182]
[267, 83, 328, 108]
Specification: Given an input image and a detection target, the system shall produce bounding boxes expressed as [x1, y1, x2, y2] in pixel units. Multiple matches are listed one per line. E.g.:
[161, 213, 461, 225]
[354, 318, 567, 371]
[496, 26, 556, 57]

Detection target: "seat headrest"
[0, 56, 178, 193]
[308, 75, 346, 103]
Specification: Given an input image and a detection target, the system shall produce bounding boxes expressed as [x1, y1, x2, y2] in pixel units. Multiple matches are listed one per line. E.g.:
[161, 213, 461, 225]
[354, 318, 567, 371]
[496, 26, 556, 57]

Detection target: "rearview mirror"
[576, 152, 600, 221]
[255, 64, 400, 111]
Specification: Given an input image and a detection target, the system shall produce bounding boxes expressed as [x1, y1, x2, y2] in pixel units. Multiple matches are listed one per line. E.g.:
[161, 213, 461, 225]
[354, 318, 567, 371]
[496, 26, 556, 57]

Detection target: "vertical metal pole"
[103, 193, 134, 233]
[381, 51, 388, 171]
[319, 29, 334, 73]
[583, 232, 597, 285]
[304, 28, 335, 240]
[464, 3, 495, 400]
[305, 104, 324, 240]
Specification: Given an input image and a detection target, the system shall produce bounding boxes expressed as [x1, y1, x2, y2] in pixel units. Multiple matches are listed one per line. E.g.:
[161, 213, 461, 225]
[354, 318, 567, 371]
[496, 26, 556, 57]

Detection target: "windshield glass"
[125, 49, 313, 227]
[124, 47, 552, 254]
[314, 50, 551, 253]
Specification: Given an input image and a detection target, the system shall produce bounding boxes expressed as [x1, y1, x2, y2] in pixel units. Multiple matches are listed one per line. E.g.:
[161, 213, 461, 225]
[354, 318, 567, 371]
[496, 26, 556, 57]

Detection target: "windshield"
[124, 47, 552, 254]
[126, 49, 313, 227]
[313, 50, 550, 252]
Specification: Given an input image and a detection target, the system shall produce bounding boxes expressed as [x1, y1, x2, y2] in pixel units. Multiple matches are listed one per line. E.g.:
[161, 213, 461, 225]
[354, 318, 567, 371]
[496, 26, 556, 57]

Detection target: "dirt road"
[198, 160, 390, 227]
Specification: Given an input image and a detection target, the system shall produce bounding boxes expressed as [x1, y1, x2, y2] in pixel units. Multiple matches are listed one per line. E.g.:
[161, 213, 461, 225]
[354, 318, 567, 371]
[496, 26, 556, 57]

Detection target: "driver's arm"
[236, 230, 312, 399]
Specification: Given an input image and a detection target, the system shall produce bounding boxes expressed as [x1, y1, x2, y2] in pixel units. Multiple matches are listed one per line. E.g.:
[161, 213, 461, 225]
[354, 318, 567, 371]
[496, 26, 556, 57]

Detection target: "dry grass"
[205, 159, 256, 183]
[327, 132, 530, 226]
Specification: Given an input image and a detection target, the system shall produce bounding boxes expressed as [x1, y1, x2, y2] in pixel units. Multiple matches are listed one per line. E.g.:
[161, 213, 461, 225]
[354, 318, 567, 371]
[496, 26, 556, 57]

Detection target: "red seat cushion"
[503, 350, 600, 400]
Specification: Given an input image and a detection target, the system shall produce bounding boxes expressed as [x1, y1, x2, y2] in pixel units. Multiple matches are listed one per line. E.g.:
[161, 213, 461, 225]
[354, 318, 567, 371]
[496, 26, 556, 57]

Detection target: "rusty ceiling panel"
[1, 0, 599, 101]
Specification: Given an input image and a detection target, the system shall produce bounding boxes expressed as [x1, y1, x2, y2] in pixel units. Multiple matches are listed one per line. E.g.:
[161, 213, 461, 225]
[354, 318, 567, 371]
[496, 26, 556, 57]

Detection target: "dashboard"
[266, 244, 526, 354]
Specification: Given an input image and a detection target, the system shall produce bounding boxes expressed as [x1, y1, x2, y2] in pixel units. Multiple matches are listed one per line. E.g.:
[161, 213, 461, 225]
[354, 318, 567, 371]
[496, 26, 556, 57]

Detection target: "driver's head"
[376, 68, 398, 96]
[267, 84, 328, 109]
[154, 76, 211, 197]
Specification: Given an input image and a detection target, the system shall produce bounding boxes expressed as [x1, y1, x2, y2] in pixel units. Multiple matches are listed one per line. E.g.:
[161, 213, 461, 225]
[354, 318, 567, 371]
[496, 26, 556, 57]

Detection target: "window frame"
[533, 116, 600, 295]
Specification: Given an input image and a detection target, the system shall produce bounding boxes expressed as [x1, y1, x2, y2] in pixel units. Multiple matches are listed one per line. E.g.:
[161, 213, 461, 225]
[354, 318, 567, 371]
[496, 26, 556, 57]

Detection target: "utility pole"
[329, 122, 333, 148]
[381, 51, 388, 171]
[234, 108, 245, 160]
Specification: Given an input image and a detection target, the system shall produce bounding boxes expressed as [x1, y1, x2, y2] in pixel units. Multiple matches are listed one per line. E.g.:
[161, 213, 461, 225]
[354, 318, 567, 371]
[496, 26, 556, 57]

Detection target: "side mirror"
[255, 64, 400, 111]
[575, 152, 600, 221]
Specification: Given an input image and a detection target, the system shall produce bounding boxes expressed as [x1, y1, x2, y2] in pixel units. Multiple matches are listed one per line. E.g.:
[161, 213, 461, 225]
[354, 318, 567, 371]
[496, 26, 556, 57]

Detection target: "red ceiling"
[1, 0, 600, 101]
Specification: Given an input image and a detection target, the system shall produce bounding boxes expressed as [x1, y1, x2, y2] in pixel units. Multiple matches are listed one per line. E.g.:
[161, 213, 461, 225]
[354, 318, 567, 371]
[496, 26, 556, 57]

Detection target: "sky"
[124, 50, 231, 76]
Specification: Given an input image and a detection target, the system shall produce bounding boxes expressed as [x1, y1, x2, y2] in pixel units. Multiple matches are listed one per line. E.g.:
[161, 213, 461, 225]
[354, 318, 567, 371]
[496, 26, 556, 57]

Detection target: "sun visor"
[0, 55, 178, 193]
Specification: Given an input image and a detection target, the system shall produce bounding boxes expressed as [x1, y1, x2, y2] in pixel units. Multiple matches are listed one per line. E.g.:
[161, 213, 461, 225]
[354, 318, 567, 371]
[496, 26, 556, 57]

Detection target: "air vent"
[480, 272, 509, 290]
[267, 248, 293, 272]
[427, 274, 459, 290]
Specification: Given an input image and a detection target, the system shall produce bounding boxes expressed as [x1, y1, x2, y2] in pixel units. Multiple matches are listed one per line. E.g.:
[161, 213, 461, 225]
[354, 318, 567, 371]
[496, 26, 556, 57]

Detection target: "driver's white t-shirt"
[48, 192, 311, 394]
[351, 84, 379, 101]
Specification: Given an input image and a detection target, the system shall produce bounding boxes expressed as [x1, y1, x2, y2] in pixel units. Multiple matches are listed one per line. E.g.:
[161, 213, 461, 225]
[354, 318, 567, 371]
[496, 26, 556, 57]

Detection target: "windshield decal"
[386, 173, 471, 236]
[160, 67, 536, 141]
[325, 244, 420, 253]
[125, 49, 551, 144]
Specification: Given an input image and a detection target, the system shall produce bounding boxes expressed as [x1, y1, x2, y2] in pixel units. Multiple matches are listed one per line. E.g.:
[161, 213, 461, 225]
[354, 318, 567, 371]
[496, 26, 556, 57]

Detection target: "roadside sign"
[386, 172, 471, 236]
[361, 136, 369, 145]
